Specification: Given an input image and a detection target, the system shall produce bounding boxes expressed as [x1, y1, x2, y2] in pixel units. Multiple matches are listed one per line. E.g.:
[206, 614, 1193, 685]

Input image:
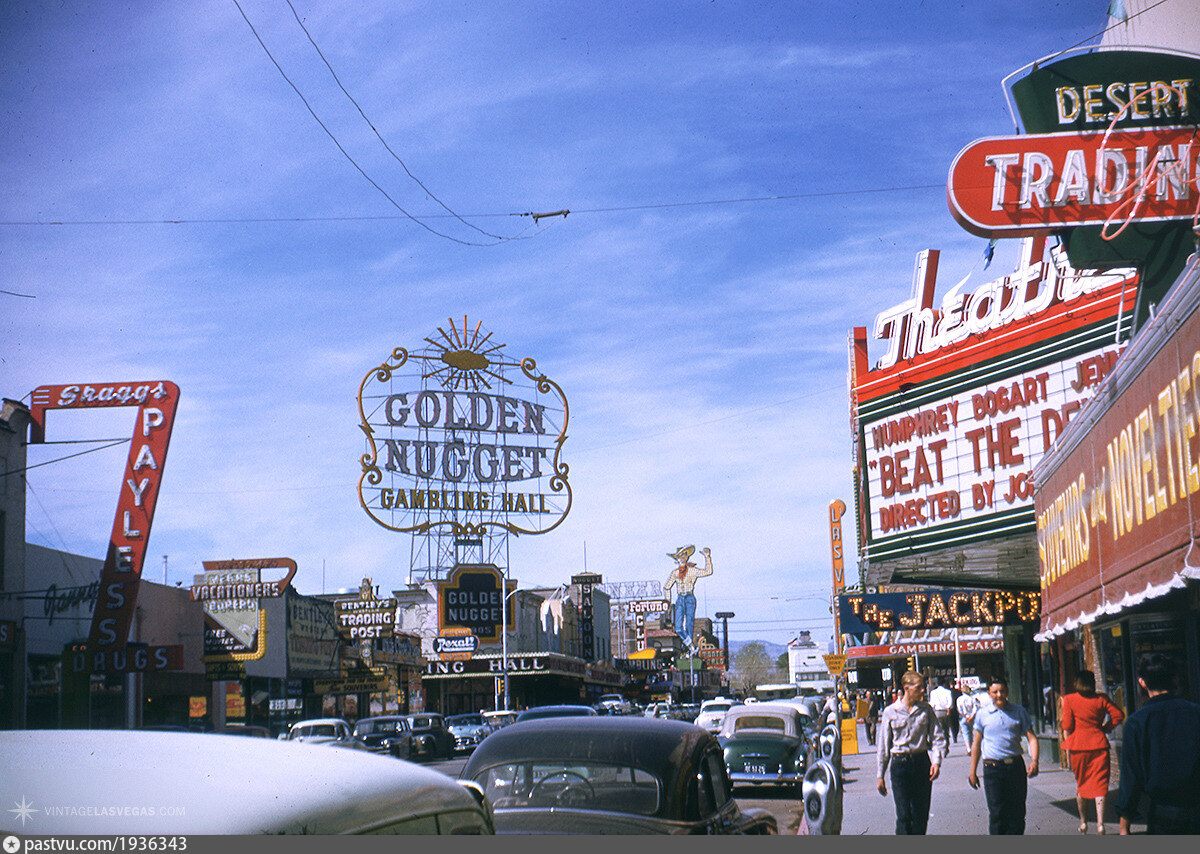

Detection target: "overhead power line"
[1, 439, 127, 478]
[0, 183, 944, 228]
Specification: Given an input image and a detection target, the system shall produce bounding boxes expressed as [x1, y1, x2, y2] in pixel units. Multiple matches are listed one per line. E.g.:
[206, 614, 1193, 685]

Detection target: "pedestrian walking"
[928, 678, 953, 752]
[1117, 653, 1200, 835]
[948, 682, 961, 744]
[968, 675, 1039, 834]
[865, 691, 881, 746]
[956, 682, 980, 746]
[876, 671, 947, 835]
[1061, 669, 1124, 834]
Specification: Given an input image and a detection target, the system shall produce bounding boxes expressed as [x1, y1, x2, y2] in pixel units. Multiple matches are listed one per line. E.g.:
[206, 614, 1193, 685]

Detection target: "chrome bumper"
[730, 771, 803, 785]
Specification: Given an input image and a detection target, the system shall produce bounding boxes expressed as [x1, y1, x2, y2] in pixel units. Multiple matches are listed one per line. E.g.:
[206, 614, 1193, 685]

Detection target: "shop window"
[1037, 642, 1058, 731]
[1129, 616, 1192, 709]
[1096, 624, 1130, 714]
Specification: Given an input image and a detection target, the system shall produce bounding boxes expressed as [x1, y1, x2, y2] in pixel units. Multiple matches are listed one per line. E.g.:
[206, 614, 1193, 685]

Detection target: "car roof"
[516, 704, 597, 720]
[1, 730, 484, 834]
[291, 717, 349, 727]
[463, 717, 713, 800]
[719, 702, 807, 738]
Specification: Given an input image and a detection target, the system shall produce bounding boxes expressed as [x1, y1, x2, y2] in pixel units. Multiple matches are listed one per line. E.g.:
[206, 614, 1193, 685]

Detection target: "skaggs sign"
[358, 318, 570, 538]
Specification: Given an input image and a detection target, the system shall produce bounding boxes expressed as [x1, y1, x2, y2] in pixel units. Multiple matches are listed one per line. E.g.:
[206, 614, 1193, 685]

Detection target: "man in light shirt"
[928, 678, 953, 751]
[876, 671, 948, 834]
[956, 681, 980, 746]
[968, 675, 1039, 834]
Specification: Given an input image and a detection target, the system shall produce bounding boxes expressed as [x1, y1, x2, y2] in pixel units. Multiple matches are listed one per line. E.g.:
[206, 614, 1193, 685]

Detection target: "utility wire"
[1, 439, 127, 478]
[284, 0, 509, 241]
[231, 0, 522, 247]
[0, 183, 945, 227]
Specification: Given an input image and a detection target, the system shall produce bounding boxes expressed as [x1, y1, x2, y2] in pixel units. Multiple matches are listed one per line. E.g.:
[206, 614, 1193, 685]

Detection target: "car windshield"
[474, 761, 660, 816]
[355, 719, 403, 735]
[733, 715, 786, 732]
[294, 724, 337, 738]
[410, 716, 439, 728]
[447, 715, 483, 726]
[702, 702, 732, 713]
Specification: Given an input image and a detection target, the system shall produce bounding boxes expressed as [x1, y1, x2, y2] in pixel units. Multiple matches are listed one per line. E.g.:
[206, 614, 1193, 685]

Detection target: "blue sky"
[2, 1, 1114, 648]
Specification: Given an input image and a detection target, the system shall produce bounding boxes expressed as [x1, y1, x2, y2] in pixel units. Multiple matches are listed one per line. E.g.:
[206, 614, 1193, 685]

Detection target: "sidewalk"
[839, 723, 1146, 835]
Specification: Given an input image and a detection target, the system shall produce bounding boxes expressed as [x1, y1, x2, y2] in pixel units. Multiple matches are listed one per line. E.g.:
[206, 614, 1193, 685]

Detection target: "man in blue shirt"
[1117, 653, 1200, 835]
[968, 675, 1039, 834]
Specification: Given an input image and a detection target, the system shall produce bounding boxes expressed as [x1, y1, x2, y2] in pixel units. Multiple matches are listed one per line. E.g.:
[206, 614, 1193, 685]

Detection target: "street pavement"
[839, 722, 1148, 835]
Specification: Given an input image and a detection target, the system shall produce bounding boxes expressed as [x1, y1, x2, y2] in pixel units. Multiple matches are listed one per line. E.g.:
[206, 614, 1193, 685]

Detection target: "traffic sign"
[822, 654, 847, 675]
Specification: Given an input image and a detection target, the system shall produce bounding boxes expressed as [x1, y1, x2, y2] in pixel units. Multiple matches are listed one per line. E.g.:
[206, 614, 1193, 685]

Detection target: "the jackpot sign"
[28, 381, 181, 670]
[838, 588, 1040, 635]
[852, 240, 1137, 566]
[358, 318, 570, 539]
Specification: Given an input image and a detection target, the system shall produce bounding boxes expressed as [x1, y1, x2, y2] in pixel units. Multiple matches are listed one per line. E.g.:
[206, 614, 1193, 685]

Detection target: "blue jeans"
[982, 760, 1027, 834]
[889, 753, 932, 834]
[673, 592, 696, 643]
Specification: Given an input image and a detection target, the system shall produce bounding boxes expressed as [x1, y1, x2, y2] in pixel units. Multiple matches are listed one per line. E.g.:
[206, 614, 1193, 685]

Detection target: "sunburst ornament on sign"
[423, 317, 512, 391]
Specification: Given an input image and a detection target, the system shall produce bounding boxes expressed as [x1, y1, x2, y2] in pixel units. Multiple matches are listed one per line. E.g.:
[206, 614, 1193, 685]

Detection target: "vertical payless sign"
[828, 500, 846, 655]
[29, 382, 179, 663]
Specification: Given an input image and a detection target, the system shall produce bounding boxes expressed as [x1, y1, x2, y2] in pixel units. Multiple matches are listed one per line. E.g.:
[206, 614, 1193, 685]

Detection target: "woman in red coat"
[1061, 669, 1125, 834]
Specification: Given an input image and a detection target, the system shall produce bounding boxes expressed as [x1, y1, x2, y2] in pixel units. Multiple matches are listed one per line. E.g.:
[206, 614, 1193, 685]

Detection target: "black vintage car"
[353, 715, 415, 759]
[460, 716, 777, 834]
[405, 713, 457, 760]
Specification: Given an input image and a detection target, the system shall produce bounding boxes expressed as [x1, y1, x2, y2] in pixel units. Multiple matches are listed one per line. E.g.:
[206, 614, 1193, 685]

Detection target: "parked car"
[445, 713, 495, 754]
[460, 717, 777, 834]
[718, 702, 811, 796]
[0, 729, 494, 834]
[353, 715, 415, 759]
[208, 723, 272, 738]
[770, 697, 820, 736]
[482, 710, 519, 729]
[642, 701, 672, 719]
[694, 697, 735, 733]
[597, 694, 633, 714]
[515, 704, 598, 722]
[283, 717, 359, 747]
[406, 712, 457, 759]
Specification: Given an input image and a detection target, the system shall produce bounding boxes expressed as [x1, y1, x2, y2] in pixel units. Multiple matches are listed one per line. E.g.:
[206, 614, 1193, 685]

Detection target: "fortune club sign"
[358, 318, 570, 539]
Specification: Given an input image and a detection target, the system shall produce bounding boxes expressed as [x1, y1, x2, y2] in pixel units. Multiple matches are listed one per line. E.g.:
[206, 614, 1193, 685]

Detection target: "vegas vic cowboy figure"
[664, 545, 713, 649]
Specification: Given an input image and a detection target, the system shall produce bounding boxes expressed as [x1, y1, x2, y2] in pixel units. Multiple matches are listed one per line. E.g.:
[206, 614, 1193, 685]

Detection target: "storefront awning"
[1034, 256, 1200, 640]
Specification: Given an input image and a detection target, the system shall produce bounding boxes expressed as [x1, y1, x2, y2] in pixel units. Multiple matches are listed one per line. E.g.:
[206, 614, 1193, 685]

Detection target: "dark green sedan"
[718, 702, 812, 796]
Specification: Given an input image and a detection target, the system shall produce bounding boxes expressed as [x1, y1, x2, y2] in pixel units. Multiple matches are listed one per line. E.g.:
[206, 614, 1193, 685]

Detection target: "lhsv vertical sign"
[29, 382, 180, 666]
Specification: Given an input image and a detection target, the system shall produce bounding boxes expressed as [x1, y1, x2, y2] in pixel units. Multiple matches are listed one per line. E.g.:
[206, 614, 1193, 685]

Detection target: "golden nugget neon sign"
[358, 318, 570, 537]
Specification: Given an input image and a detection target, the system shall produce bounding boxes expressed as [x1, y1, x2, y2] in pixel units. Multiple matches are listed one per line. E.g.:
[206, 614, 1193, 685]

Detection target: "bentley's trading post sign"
[358, 317, 570, 539]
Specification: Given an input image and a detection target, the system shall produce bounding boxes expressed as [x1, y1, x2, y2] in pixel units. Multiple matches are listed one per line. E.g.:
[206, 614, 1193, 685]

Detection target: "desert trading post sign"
[964, 49, 1200, 327]
[851, 239, 1137, 587]
[358, 317, 570, 539]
